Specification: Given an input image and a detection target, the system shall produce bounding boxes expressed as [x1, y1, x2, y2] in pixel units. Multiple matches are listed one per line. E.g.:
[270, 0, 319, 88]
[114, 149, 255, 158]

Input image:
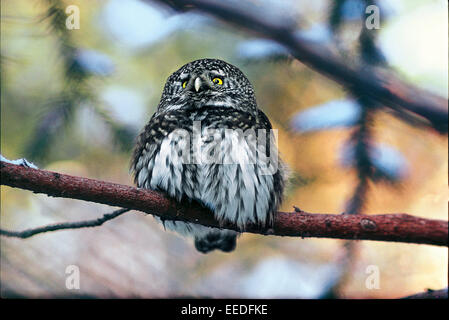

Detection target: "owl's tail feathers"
[194, 230, 237, 254]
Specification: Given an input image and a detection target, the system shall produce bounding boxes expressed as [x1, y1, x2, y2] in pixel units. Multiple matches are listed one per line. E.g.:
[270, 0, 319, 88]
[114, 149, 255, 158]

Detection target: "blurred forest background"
[1, 0, 447, 298]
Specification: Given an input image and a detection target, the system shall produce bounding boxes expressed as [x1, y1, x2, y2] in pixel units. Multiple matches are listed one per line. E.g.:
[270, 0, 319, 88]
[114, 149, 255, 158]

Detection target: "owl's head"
[157, 59, 257, 115]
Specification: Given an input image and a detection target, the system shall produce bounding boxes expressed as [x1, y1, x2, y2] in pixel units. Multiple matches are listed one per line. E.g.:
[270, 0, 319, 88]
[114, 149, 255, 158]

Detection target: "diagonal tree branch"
[149, 0, 448, 132]
[1, 161, 447, 246]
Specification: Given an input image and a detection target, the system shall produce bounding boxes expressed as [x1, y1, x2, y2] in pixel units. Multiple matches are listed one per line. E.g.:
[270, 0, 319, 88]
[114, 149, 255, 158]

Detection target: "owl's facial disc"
[158, 59, 257, 115]
[180, 70, 230, 108]
[183, 70, 223, 93]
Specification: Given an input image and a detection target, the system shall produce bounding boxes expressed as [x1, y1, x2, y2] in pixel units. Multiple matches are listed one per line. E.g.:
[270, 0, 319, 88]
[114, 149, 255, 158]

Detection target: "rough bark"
[401, 288, 448, 299]
[1, 161, 447, 246]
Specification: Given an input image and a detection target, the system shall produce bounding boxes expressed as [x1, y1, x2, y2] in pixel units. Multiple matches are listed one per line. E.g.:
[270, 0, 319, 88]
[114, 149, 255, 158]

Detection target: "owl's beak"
[194, 77, 202, 92]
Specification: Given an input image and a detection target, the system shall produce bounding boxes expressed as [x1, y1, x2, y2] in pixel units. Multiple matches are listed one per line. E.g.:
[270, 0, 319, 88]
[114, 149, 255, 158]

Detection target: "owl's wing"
[130, 110, 188, 186]
[256, 109, 273, 130]
[256, 109, 286, 224]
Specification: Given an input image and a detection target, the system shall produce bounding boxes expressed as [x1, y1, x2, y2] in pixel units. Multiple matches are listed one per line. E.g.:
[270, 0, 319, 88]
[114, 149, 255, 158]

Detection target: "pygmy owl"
[131, 59, 285, 253]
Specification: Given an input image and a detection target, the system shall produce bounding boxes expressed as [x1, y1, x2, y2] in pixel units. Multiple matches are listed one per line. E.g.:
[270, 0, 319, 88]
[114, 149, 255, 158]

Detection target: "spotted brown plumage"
[131, 59, 286, 253]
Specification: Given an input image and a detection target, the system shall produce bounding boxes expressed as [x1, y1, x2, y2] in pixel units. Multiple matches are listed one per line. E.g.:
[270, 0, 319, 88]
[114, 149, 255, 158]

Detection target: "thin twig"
[0, 208, 130, 238]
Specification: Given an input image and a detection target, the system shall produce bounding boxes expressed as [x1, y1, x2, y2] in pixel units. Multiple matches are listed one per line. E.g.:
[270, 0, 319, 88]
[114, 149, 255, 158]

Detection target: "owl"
[131, 59, 286, 253]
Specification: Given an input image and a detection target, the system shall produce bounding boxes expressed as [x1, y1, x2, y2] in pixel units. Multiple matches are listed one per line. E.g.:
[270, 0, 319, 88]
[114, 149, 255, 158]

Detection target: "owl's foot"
[194, 231, 237, 254]
[0, 155, 38, 169]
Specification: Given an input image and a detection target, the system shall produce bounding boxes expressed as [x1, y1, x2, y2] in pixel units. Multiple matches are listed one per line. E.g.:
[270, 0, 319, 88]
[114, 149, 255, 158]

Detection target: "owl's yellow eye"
[182, 81, 188, 88]
[212, 77, 223, 85]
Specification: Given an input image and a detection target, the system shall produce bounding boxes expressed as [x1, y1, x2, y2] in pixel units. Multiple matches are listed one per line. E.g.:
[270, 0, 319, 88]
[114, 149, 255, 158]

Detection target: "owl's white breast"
[142, 125, 275, 229]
